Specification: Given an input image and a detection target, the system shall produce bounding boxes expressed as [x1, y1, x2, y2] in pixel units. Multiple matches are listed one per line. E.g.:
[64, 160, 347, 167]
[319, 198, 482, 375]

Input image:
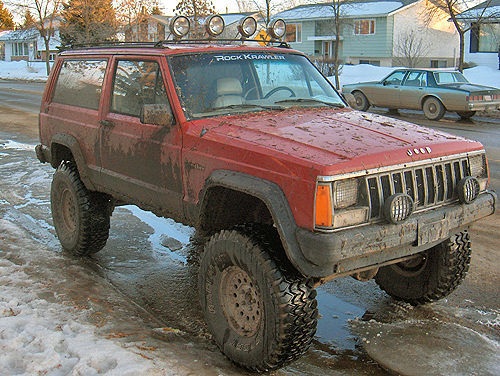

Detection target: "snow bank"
[0, 61, 50, 81]
[0, 220, 176, 376]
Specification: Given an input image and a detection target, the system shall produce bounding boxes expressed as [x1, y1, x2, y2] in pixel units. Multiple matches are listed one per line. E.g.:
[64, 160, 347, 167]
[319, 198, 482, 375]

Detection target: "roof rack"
[61, 39, 290, 51]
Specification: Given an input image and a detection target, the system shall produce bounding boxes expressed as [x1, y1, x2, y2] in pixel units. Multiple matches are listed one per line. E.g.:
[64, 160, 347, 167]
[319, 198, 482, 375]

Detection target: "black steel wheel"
[198, 225, 318, 372]
[51, 161, 112, 256]
[375, 231, 472, 305]
[352, 91, 370, 111]
[422, 97, 445, 120]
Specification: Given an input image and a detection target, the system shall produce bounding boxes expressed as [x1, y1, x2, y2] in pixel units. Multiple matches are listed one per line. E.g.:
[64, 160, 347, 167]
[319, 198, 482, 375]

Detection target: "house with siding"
[457, 0, 500, 69]
[0, 25, 61, 62]
[273, 0, 459, 68]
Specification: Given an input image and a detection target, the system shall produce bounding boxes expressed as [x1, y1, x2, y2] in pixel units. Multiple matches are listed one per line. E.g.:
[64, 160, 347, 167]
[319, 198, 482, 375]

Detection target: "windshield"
[169, 52, 345, 119]
[433, 71, 469, 84]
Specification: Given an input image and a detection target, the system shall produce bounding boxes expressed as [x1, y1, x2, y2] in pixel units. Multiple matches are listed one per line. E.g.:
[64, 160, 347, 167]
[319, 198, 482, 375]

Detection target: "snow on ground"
[1, 60, 499, 88]
[0, 219, 179, 376]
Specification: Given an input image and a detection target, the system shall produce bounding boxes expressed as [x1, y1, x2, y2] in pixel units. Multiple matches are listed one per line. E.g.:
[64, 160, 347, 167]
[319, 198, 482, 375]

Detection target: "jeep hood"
[191, 108, 482, 175]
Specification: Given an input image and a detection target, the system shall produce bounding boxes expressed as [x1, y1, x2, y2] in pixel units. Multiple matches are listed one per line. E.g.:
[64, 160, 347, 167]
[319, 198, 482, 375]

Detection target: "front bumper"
[295, 191, 497, 278]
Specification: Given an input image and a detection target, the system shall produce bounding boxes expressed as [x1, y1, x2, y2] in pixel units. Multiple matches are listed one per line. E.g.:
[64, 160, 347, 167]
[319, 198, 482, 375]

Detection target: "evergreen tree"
[60, 0, 117, 46]
[0, 1, 14, 30]
[173, 0, 216, 37]
[23, 9, 36, 29]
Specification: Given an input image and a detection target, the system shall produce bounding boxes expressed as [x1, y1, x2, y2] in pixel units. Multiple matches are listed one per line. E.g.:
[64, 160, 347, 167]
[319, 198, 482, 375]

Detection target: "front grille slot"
[366, 158, 470, 219]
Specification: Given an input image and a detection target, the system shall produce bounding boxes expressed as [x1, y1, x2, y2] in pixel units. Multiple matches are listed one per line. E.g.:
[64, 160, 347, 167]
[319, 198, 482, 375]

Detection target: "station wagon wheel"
[352, 91, 370, 111]
[51, 161, 112, 256]
[375, 231, 471, 305]
[457, 111, 476, 119]
[199, 224, 318, 372]
[422, 97, 445, 120]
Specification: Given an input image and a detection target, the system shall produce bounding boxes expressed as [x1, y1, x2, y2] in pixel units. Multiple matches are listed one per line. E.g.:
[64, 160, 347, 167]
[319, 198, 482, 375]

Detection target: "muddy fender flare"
[199, 170, 314, 276]
[50, 133, 96, 191]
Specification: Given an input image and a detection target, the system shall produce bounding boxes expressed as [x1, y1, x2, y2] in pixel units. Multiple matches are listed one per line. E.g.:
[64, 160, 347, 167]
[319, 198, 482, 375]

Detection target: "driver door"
[99, 57, 184, 219]
[370, 70, 407, 108]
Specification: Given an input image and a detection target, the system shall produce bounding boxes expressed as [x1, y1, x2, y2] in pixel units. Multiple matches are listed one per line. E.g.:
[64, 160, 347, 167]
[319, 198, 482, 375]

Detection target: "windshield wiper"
[204, 103, 283, 112]
[275, 98, 345, 108]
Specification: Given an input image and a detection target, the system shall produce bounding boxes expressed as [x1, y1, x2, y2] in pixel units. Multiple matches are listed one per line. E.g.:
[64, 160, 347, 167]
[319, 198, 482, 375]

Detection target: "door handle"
[100, 119, 114, 127]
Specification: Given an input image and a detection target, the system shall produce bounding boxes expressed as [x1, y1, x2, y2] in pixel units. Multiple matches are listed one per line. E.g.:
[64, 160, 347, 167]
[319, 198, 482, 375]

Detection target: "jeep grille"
[366, 157, 470, 219]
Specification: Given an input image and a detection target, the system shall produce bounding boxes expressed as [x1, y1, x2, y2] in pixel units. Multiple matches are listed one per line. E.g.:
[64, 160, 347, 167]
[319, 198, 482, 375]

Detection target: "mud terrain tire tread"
[198, 224, 318, 372]
[375, 231, 471, 305]
[51, 161, 111, 256]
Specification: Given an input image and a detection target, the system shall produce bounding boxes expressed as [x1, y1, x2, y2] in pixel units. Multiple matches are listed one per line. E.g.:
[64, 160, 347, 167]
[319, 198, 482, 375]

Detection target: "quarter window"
[285, 23, 302, 43]
[354, 19, 375, 35]
[111, 60, 168, 117]
[52, 59, 107, 110]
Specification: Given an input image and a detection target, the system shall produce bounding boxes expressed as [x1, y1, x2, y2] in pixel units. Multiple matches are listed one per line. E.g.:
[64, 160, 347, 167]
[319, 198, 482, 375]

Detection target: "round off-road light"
[170, 16, 190, 38]
[384, 193, 414, 224]
[457, 177, 480, 204]
[268, 19, 286, 39]
[206, 15, 225, 37]
[238, 16, 257, 38]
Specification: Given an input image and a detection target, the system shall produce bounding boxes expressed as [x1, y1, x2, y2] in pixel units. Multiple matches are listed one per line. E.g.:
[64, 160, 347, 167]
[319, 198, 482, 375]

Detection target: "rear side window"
[52, 59, 108, 110]
[111, 60, 168, 117]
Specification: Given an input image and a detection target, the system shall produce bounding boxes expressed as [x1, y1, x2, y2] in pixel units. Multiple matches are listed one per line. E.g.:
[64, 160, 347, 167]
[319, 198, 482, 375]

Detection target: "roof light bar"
[206, 15, 225, 37]
[268, 19, 286, 40]
[170, 16, 190, 39]
[238, 16, 257, 38]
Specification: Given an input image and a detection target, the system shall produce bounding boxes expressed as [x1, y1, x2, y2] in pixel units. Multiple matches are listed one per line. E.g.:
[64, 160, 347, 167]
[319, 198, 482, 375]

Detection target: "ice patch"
[0, 140, 35, 152]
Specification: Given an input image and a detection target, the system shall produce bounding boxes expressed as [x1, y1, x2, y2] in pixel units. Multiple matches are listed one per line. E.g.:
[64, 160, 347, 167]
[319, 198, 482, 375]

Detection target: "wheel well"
[421, 95, 446, 110]
[50, 143, 74, 168]
[200, 186, 274, 236]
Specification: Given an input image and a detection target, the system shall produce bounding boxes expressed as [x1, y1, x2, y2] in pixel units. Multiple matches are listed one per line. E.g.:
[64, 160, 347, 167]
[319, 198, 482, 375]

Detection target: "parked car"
[342, 68, 500, 120]
[36, 15, 497, 372]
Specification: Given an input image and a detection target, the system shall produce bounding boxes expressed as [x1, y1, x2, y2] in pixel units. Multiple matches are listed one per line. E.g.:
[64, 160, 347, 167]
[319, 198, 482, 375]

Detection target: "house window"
[354, 19, 375, 35]
[470, 23, 500, 53]
[360, 60, 380, 66]
[11, 42, 29, 56]
[285, 23, 302, 43]
[431, 60, 447, 68]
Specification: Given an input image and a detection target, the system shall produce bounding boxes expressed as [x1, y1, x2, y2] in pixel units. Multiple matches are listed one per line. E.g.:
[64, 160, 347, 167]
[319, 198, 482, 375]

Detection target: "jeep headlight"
[315, 178, 369, 230]
[468, 153, 489, 191]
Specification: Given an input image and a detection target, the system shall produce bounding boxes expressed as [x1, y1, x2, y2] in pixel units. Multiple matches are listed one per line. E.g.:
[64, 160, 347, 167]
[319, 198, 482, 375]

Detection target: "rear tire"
[198, 225, 318, 372]
[352, 91, 370, 111]
[51, 161, 112, 256]
[422, 97, 445, 120]
[375, 231, 471, 305]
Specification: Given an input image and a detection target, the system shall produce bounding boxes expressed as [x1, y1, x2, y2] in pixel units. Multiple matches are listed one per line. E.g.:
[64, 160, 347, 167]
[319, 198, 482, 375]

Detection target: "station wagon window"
[403, 71, 427, 87]
[52, 59, 107, 110]
[383, 71, 406, 85]
[354, 19, 375, 35]
[433, 71, 468, 84]
[111, 60, 168, 117]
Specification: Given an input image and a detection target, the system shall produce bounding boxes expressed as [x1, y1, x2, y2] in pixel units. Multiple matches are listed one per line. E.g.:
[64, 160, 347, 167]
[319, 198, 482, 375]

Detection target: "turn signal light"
[315, 184, 333, 228]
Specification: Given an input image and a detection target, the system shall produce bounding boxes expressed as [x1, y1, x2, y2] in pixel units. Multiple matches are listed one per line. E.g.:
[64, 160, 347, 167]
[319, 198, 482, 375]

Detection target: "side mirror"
[382, 80, 389, 86]
[140, 103, 174, 126]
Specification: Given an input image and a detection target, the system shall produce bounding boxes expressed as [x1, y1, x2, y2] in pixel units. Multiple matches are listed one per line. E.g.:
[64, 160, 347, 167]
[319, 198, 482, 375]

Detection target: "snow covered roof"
[273, 0, 417, 21]
[0, 28, 38, 42]
[456, 0, 500, 21]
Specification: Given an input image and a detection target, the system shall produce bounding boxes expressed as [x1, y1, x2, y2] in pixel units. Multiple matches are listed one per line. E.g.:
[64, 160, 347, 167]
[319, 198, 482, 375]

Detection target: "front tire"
[352, 91, 370, 111]
[198, 225, 318, 372]
[375, 231, 471, 305]
[422, 97, 445, 120]
[51, 161, 112, 256]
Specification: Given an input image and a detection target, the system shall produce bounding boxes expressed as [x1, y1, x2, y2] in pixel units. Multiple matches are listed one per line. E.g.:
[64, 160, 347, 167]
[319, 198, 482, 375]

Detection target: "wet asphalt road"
[1, 82, 500, 375]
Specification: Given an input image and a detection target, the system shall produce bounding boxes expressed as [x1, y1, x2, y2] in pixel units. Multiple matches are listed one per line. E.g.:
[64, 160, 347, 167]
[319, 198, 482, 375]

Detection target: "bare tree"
[12, 0, 62, 75]
[393, 29, 430, 67]
[424, 0, 499, 72]
[117, 0, 159, 41]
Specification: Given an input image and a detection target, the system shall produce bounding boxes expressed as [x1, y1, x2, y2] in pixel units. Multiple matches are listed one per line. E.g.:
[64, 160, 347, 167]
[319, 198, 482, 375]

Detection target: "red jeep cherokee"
[36, 16, 497, 372]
